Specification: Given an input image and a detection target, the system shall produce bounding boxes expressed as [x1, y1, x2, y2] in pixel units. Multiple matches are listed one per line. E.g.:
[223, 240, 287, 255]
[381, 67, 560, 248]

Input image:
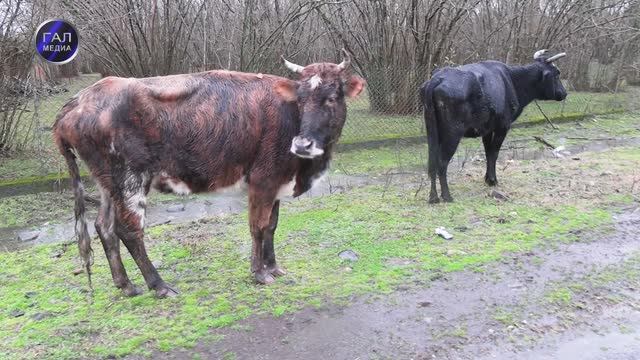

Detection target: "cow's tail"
[54, 110, 93, 289]
[421, 77, 443, 180]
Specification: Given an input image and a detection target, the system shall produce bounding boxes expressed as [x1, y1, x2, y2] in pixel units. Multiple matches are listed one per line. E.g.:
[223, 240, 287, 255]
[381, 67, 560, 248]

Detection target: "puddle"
[1, 136, 638, 251]
[0, 174, 371, 252]
[0, 176, 92, 198]
[514, 328, 640, 360]
[2, 137, 639, 200]
[450, 136, 640, 167]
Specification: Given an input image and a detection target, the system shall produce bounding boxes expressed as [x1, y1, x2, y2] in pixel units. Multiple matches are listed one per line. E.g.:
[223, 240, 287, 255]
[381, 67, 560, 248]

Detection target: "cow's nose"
[293, 137, 312, 150]
[290, 136, 323, 158]
[290, 136, 313, 157]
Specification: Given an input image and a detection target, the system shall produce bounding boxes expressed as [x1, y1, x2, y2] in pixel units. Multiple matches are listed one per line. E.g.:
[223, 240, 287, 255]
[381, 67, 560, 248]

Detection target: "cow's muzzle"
[290, 136, 324, 159]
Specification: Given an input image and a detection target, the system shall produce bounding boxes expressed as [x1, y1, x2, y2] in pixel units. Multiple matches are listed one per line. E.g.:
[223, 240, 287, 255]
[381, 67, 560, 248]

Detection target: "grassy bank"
[1, 145, 638, 358]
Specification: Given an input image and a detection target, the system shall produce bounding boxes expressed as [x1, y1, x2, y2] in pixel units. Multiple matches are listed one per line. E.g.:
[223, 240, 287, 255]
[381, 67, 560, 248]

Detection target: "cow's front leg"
[248, 188, 279, 284]
[483, 129, 507, 186]
[262, 201, 286, 277]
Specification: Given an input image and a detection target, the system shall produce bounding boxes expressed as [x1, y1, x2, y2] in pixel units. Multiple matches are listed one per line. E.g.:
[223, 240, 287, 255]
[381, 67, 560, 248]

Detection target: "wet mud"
[156, 208, 640, 359]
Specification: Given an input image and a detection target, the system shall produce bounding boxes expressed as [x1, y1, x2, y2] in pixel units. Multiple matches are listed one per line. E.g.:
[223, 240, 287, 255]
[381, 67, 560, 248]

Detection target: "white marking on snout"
[109, 142, 116, 154]
[290, 137, 325, 159]
[305, 142, 324, 157]
[308, 75, 322, 89]
[277, 175, 296, 200]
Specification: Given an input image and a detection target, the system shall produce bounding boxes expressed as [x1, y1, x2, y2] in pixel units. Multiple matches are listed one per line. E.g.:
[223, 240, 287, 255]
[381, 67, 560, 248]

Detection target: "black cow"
[54, 50, 365, 297]
[421, 50, 567, 203]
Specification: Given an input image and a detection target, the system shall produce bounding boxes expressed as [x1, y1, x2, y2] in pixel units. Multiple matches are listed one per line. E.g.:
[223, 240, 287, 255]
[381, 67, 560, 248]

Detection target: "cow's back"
[456, 61, 516, 119]
[54, 71, 300, 193]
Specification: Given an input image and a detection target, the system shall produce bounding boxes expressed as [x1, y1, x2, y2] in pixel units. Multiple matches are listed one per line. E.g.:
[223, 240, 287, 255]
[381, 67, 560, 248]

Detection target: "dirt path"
[154, 207, 640, 360]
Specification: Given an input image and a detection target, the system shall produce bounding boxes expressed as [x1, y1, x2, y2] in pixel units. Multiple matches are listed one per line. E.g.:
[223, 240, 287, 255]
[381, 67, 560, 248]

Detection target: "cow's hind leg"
[483, 128, 507, 186]
[427, 149, 440, 204]
[95, 185, 142, 297]
[262, 201, 286, 277]
[426, 111, 439, 204]
[113, 172, 178, 298]
[438, 137, 462, 202]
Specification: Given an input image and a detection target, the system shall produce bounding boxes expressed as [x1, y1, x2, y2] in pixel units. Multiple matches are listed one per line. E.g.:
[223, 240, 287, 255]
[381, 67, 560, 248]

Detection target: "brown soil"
[150, 207, 640, 360]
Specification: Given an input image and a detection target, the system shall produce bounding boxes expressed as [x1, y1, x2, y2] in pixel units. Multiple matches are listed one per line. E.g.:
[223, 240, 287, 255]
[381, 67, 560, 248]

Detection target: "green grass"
[2, 147, 632, 357]
[0, 190, 611, 358]
[546, 287, 574, 305]
[0, 192, 74, 228]
[493, 308, 518, 326]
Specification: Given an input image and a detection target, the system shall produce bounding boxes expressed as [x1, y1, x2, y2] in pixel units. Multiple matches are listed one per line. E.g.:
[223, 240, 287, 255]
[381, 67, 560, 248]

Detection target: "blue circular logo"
[34, 19, 79, 65]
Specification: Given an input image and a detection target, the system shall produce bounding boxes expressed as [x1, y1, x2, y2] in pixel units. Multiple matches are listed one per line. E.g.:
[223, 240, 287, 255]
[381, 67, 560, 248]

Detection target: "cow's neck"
[507, 64, 541, 113]
[293, 147, 332, 196]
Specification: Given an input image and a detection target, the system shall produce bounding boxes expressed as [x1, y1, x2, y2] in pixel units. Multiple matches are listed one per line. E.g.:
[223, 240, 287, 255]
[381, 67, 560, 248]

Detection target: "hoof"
[428, 196, 440, 204]
[254, 270, 276, 285]
[441, 195, 454, 203]
[267, 266, 287, 277]
[155, 283, 179, 299]
[122, 283, 143, 297]
[485, 178, 498, 186]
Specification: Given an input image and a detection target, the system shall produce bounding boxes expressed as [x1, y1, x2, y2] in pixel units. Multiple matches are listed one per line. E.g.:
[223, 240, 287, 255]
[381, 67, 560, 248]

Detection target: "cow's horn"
[533, 49, 548, 60]
[281, 56, 304, 73]
[546, 52, 567, 63]
[337, 48, 351, 71]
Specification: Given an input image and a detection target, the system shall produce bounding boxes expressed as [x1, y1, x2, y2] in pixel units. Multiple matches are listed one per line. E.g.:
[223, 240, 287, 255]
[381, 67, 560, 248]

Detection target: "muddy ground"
[154, 207, 640, 360]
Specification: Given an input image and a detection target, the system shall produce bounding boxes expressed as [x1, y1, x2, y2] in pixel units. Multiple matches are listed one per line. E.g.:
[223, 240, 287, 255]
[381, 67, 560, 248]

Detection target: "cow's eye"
[326, 96, 337, 105]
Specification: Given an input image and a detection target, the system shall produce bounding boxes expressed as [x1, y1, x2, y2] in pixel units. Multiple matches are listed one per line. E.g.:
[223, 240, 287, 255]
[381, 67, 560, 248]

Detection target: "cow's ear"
[345, 76, 365, 98]
[275, 80, 298, 102]
[540, 70, 549, 81]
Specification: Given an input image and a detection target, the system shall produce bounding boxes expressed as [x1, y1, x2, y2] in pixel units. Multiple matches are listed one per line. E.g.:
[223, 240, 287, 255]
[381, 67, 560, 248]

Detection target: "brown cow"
[53, 50, 365, 298]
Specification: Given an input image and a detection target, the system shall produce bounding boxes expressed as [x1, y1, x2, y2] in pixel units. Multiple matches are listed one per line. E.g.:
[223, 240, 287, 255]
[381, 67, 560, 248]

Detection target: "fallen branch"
[565, 136, 616, 141]
[532, 136, 556, 150]
[534, 100, 559, 130]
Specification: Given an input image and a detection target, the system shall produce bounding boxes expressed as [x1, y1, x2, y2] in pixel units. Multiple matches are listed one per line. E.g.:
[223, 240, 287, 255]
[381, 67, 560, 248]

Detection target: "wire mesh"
[0, 68, 637, 185]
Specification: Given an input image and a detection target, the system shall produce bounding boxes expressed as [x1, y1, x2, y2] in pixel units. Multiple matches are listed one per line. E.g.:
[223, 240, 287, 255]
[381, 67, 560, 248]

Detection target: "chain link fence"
[0, 68, 638, 188]
[341, 68, 635, 146]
